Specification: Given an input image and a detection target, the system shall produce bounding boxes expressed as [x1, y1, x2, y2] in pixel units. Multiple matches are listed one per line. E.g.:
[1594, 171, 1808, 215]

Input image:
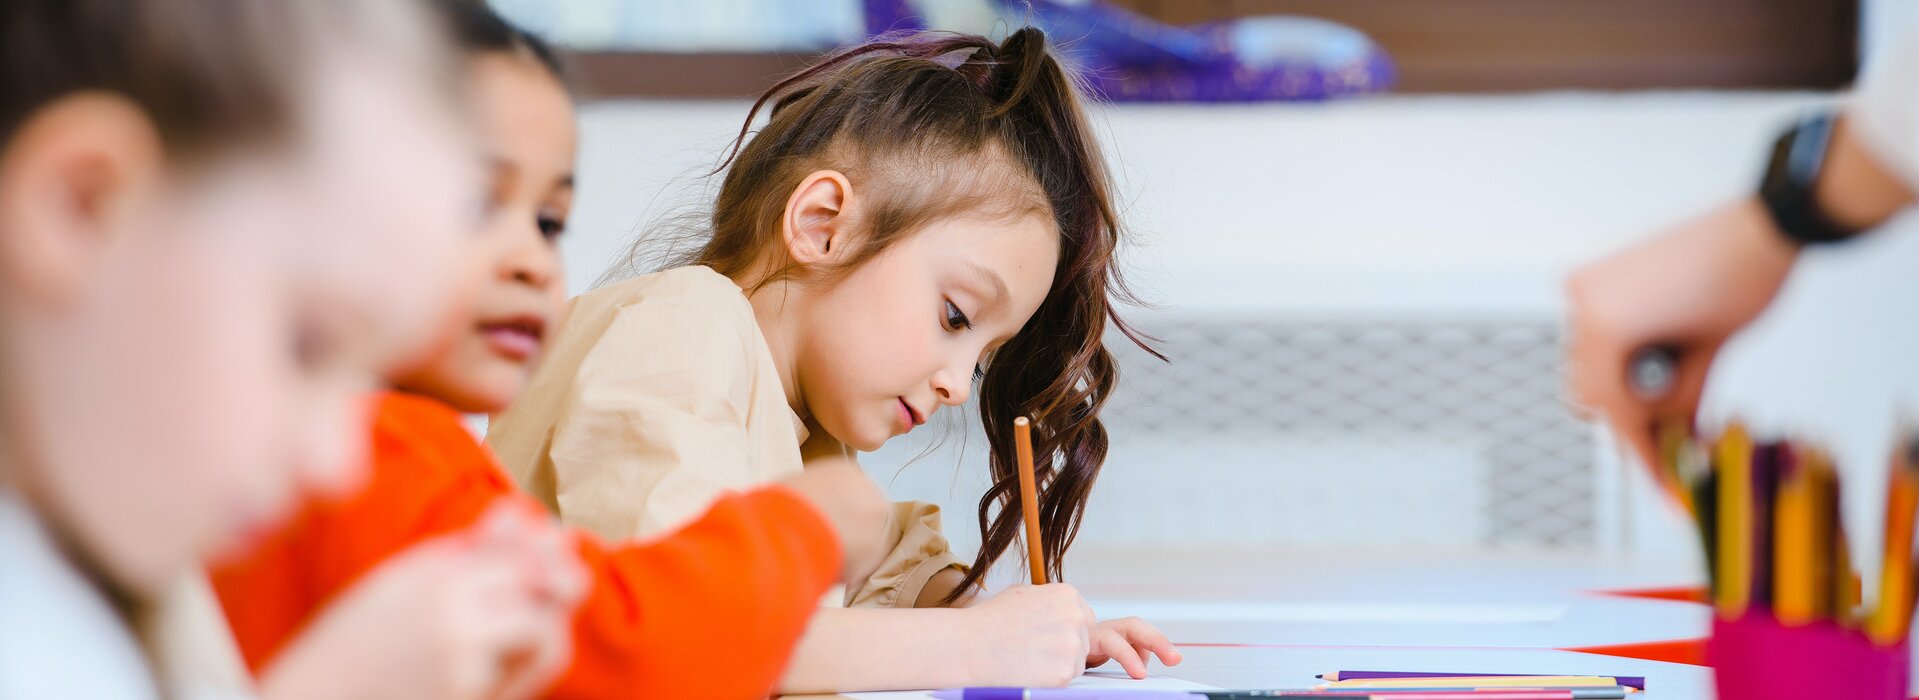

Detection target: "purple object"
[931, 689, 1205, 700]
[860, 0, 1394, 103]
[1010, 0, 1393, 102]
[1322, 670, 1646, 691]
[862, 0, 926, 36]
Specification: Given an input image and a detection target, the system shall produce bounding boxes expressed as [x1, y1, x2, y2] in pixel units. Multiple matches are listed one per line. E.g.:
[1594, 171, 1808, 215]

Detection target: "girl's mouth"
[898, 398, 924, 429]
[478, 315, 545, 361]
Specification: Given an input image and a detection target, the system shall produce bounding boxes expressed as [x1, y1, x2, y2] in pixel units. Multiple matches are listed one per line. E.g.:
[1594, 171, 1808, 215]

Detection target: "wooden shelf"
[567, 0, 1859, 98]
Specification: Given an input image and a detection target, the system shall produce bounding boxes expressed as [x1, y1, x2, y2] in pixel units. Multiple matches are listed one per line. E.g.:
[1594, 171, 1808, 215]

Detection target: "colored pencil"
[1014, 416, 1046, 585]
[1313, 672, 1644, 690]
[1868, 437, 1919, 644]
[1749, 442, 1781, 609]
[1715, 424, 1755, 617]
[1298, 690, 1626, 699]
[1320, 676, 1618, 689]
[1773, 442, 1816, 624]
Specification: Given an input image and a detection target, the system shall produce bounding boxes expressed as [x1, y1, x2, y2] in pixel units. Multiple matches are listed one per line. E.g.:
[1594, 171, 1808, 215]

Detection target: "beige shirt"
[488, 265, 964, 608]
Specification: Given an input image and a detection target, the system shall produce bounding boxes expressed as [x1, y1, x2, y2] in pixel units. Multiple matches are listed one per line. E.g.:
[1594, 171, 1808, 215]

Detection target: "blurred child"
[210, 4, 889, 698]
[0, 0, 572, 697]
[488, 27, 1180, 693]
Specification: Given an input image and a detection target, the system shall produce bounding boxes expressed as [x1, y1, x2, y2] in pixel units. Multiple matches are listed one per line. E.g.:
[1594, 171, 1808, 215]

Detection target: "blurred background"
[485, 0, 1919, 600]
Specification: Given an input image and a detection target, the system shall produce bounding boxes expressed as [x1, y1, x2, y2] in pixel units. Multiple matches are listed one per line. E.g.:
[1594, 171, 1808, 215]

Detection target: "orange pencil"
[1014, 416, 1046, 585]
[1868, 439, 1919, 644]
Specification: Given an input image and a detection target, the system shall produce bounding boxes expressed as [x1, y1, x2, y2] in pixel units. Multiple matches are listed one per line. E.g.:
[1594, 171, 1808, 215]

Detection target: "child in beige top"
[491, 266, 960, 608]
[489, 27, 1182, 694]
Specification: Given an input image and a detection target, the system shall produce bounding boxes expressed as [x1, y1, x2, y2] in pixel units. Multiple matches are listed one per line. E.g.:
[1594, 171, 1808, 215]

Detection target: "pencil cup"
[1709, 612, 1909, 699]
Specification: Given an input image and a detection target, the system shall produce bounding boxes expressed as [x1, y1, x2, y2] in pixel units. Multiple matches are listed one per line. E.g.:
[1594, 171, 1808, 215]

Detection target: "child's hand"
[1085, 616, 1182, 679]
[260, 502, 585, 700]
[962, 583, 1097, 687]
[780, 458, 890, 584]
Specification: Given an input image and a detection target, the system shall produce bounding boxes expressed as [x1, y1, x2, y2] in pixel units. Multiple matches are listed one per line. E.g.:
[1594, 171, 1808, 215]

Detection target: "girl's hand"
[961, 583, 1096, 687]
[1085, 616, 1182, 678]
[261, 503, 585, 700]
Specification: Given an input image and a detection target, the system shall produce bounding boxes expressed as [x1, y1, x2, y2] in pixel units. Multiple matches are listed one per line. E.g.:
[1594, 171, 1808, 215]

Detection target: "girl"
[489, 27, 1180, 692]
[0, 1, 580, 698]
[210, 5, 890, 698]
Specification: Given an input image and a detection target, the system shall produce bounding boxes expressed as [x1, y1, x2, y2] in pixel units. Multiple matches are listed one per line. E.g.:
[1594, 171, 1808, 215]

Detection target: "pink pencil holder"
[1710, 612, 1909, 699]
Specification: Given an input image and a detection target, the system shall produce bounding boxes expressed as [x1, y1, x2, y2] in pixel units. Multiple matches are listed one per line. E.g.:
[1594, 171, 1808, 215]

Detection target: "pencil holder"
[1710, 612, 1909, 699]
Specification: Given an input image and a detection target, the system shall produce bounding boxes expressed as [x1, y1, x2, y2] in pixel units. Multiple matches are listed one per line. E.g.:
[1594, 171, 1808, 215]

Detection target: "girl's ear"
[779, 169, 853, 266]
[0, 94, 162, 307]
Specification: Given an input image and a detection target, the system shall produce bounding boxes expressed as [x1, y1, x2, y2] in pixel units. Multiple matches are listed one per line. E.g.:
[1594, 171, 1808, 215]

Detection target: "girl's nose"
[932, 365, 972, 406]
[501, 220, 560, 289]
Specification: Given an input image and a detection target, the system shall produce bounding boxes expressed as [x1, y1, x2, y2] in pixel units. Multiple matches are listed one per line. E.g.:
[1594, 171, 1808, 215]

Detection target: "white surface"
[566, 92, 1829, 312]
[1087, 601, 1565, 626]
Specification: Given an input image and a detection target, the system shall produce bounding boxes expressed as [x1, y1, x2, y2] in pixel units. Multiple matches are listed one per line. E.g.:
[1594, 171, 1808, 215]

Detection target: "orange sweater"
[211, 391, 840, 699]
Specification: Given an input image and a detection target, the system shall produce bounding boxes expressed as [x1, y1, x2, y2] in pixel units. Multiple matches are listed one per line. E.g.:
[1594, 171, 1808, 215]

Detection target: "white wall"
[558, 91, 1833, 564]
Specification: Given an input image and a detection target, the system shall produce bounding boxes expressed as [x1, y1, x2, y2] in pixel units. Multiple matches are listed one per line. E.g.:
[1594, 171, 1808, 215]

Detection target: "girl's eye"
[943, 300, 972, 331]
[536, 213, 566, 241]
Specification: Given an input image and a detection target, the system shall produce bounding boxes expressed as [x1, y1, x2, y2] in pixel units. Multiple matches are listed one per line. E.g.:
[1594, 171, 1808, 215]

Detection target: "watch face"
[1759, 110, 1849, 245]
[1785, 113, 1836, 185]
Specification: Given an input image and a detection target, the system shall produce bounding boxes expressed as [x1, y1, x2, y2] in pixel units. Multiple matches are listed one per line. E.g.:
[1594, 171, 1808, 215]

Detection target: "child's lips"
[478, 316, 544, 361]
[898, 398, 925, 429]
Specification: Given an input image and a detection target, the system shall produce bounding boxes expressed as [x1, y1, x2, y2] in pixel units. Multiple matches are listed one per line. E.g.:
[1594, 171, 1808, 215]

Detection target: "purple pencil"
[1312, 671, 1646, 691]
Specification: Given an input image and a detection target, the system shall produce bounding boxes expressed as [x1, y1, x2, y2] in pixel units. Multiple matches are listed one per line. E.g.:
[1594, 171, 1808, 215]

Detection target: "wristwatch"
[1757, 110, 1854, 245]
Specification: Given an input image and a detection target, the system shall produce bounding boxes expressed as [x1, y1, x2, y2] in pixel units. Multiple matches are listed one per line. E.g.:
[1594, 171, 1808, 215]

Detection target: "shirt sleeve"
[540, 298, 768, 541]
[553, 485, 842, 699]
[214, 394, 846, 698]
[1850, 22, 1919, 188]
[209, 394, 517, 672]
[845, 501, 968, 609]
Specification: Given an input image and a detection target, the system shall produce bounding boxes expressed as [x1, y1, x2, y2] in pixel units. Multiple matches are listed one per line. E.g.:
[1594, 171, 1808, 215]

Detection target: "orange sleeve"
[211, 392, 513, 671]
[211, 392, 844, 699]
[554, 485, 841, 699]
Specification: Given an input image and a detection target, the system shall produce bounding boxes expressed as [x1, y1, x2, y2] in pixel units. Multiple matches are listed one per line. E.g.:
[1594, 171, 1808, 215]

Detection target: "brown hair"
[1, 0, 449, 161]
[436, 0, 566, 81]
[629, 27, 1159, 599]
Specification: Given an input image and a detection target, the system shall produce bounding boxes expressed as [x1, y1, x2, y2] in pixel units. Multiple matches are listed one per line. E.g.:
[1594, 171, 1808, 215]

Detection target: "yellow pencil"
[1717, 423, 1755, 618]
[1775, 445, 1817, 625]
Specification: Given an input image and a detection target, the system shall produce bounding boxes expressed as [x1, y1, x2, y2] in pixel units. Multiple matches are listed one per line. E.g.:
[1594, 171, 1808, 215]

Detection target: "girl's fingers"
[1094, 628, 1148, 679]
[488, 618, 571, 700]
[1118, 618, 1181, 666]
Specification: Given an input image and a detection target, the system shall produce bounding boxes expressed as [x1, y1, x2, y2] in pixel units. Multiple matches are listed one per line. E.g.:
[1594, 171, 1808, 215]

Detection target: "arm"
[552, 485, 849, 699]
[1567, 78, 1919, 469]
[774, 583, 1178, 694]
[1814, 116, 1916, 231]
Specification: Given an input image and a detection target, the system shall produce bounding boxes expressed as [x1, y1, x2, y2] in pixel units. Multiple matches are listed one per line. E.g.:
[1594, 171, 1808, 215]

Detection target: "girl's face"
[791, 213, 1059, 452]
[393, 53, 575, 414]
[0, 58, 476, 594]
